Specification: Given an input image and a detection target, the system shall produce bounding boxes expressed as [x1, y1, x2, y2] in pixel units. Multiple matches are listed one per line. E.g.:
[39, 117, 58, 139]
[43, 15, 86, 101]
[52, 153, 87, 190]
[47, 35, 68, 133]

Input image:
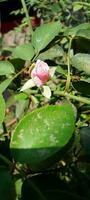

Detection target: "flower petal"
[42, 86, 51, 99]
[33, 76, 43, 87]
[20, 79, 35, 91]
[49, 67, 56, 77]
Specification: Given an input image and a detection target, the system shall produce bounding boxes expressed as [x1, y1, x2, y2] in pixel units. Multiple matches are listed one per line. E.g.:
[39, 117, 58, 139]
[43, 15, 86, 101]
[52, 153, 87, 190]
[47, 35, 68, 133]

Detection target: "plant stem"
[65, 37, 73, 91]
[20, 0, 33, 36]
[54, 91, 90, 105]
[0, 153, 13, 168]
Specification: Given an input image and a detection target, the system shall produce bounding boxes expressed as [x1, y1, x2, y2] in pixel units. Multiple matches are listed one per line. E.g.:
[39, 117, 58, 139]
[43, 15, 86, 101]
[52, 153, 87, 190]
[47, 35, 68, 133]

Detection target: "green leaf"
[38, 45, 64, 61]
[0, 166, 15, 200]
[15, 99, 29, 119]
[0, 78, 13, 94]
[64, 23, 90, 37]
[10, 103, 75, 171]
[80, 127, 90, 155]
[56, 65, 67, 76]
[12, 43, 35, 60]
[71, 53, 90, 75]
[0, 61, 15, 76]
[76, 29, 90, 40]
[32, 21, 62, 53]
[73, 3, 83, 12]
[0, 95, 5, 124]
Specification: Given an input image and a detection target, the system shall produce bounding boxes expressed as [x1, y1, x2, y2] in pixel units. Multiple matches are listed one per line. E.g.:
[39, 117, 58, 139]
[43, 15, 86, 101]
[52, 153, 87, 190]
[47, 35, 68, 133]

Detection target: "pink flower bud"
[31, 60, 50, 87]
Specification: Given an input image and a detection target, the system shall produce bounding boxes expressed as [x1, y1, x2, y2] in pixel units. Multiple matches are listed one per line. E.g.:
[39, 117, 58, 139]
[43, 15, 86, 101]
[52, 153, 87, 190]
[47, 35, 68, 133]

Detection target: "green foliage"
[0, 78, 13, 94]
[38, 45, 64, 61]
[0, 0, 90, 199]
[0, 61, 15, 76]
[32, 21, 62, 53]
[12, 43, 35, 60]
[0, 166, 15, 200]
[80, 127, 90, 154]
[0, 95, 5, 125]
[10, 103, 75, 171]
[71, 53, 90, 75]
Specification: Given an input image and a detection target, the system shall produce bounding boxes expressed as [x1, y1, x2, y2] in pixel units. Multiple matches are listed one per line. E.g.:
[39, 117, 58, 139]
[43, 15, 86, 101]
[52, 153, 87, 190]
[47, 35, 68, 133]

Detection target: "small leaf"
[20, 79, 35, 91]
[10, 103, 75, 171]
[0, 61, 15, 76]
[38, 45, 64, 61]
[0, 166, 15, 200]
[0, 78, 13, 94]
[15, 99, 29, 119]
[71, 53, 90, 75]
[42, 86, 51, 99]
[32, 21, 62, 53]
[0, 95, 5, 124]
[12, 43, 35, 60]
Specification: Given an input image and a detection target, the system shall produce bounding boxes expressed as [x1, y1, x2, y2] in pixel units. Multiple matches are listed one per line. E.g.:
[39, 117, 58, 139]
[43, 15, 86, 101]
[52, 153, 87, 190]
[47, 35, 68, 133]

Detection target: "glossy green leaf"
[0, 166, 15, 200]
[71, 53, 90, 75]
[0, 95, 5, 124]
[0, 61, 15, 76]
[10, 103, 75, 171]
[0, 78, 13, 94]
[12, 43, 35, 60]
[38, 45, 64, 61]
[32, 21, 62, 53]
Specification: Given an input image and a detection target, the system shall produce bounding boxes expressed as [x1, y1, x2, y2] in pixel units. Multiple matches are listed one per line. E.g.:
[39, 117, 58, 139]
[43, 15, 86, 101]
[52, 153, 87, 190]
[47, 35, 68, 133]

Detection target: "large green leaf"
[32, 21, 62, 53]
[0, 166, 15, 200]
[71, 53, 90, 75]
[0, 61, 15, 76]
[37, 45, 64, 61]
[12, 43, 35, 60]
[0, 95, 5, 124]
[10, 103, 75, 171]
